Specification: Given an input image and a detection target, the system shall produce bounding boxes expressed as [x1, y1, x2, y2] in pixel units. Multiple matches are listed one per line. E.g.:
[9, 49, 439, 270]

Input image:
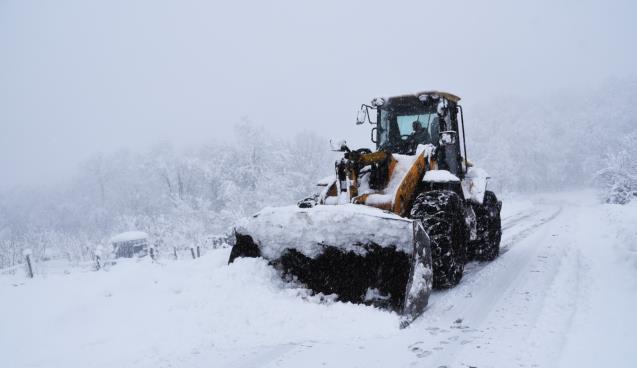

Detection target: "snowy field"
[1, 190, 636, 368]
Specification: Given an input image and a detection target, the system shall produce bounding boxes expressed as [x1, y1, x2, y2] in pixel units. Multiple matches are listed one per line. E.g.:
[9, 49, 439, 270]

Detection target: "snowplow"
[228, 91, 502, 326]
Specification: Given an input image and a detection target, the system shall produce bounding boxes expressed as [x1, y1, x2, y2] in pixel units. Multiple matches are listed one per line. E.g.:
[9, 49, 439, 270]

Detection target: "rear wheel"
[469, 191, 502, 261]
[410, 190, 468, 289]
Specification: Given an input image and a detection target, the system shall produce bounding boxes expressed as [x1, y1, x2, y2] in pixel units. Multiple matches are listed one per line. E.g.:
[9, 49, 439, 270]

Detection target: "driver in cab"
[409, 121, 430, 150]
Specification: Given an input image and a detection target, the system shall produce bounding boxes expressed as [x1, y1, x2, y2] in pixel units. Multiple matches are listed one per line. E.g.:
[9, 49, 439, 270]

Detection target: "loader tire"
[410, 190, 468, 289]
[469, 191, 502, 261]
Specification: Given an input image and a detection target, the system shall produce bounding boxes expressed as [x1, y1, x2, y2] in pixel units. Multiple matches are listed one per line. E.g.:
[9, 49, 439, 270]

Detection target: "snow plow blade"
[228, 204, 433, 326]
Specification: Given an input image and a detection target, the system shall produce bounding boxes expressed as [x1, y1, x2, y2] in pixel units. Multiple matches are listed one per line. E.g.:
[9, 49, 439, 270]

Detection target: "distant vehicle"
[110, 231, 149, 258]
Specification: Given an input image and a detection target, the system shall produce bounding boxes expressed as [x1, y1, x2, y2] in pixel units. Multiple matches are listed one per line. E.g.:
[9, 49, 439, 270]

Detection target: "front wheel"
[468, 191, 502, 261]
[410, 190, 468, 289]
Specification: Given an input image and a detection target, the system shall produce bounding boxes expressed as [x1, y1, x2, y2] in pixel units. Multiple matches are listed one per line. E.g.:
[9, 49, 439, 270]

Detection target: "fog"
[2, 0, 636, 188]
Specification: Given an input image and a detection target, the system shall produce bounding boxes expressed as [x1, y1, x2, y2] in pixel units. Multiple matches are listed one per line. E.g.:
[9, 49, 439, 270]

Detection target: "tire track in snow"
[222, 342, 314, 368]
[409, 204, 566, 367]
[500, 205, 562, 254]
[501, 209, 543, 232]
[461, 204, 562, 279]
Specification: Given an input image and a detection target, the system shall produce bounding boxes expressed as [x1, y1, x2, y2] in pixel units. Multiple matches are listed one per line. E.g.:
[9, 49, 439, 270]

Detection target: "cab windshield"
[378, 109, 440, 153]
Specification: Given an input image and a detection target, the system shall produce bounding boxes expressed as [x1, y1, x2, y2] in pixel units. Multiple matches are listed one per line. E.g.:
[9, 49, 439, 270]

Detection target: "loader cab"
[357, 91, 468, 178]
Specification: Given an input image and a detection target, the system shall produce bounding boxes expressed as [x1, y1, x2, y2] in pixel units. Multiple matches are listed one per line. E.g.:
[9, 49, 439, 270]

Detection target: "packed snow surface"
[236, 204, 414, 259]
[2, 190, 637, 368]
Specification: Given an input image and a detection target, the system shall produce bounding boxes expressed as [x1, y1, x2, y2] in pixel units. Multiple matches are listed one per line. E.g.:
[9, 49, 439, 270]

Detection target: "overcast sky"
[1, 0, 636, 189]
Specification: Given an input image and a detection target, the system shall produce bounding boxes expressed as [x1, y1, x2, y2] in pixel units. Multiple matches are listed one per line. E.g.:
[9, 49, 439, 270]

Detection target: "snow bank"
[236, 204, 415, 259]
[0, 248, 398, 368]
[603, 200, 637, 270]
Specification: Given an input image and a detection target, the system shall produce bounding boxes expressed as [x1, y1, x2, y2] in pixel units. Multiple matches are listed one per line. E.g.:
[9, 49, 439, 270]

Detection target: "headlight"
[418, 93, 439, 102]
[371, 97, 385, 107]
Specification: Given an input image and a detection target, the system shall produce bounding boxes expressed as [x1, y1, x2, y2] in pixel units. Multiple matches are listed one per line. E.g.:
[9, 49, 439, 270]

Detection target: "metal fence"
[0, 242, 230, 279]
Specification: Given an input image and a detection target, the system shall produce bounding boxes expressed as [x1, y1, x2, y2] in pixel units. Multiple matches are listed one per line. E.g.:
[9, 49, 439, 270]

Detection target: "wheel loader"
[228, 91, 502, 326]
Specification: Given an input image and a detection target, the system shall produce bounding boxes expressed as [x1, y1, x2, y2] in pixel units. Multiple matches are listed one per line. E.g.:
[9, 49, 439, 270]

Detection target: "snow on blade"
[235, 204, 414, 259]
[406, 261, 432, 300]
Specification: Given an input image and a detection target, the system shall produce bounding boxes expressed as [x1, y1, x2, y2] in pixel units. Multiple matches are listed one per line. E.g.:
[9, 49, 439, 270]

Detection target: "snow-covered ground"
[1, 190, 636, 368]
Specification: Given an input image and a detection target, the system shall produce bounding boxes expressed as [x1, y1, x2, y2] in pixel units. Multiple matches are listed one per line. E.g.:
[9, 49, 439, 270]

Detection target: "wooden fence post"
[190, 247, 196, 259]
[95, 246, 103, 271]
[173, 247, 178, 260]
[25, 254, 33, 278]
[196, 246, 201, 258]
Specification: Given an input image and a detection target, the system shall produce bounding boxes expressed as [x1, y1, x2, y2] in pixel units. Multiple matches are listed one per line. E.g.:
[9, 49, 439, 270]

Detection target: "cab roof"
[387, 91, 461, 103]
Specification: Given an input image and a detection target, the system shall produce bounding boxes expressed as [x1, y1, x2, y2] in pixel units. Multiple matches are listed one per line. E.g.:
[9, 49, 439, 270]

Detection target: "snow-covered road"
[1, 191, 636, 368]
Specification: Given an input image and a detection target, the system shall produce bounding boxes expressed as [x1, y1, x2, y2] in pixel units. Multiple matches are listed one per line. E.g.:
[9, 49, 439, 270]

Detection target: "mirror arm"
[458, 105, 468, 174]
[360, 104, 377, 125]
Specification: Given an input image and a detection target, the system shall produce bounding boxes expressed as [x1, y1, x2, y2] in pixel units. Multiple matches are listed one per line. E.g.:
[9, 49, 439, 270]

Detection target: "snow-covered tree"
[593, 133, 637, 204]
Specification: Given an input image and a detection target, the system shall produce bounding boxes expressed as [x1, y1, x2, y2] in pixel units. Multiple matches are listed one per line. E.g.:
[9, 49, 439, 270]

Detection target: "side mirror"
[356, 104, 377, 125]
[356, 107, 367, 125]
[439, 131, 457, 145]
